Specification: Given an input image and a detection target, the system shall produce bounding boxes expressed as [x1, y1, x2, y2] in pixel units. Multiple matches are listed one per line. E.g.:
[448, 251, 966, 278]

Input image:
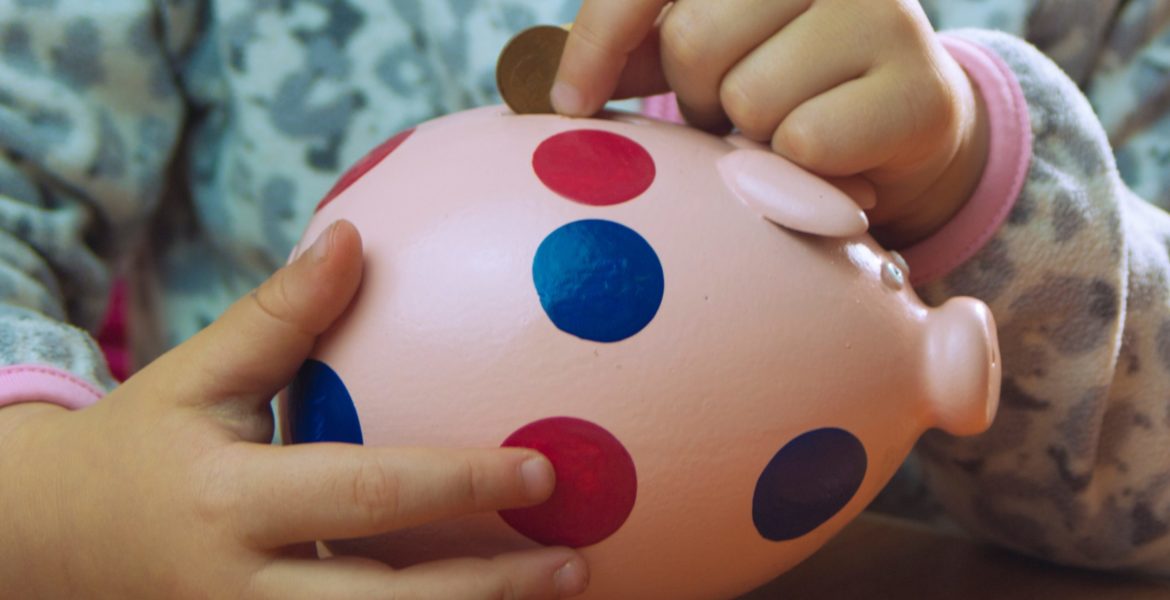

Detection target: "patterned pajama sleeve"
[0, 0, 197, 401]
[909, 27, 1170, 575]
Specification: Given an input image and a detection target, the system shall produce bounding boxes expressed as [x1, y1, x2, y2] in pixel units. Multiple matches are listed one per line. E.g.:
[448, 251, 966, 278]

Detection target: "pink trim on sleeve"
[0, 365, 104, 410]
[900, 34, 1033, 286]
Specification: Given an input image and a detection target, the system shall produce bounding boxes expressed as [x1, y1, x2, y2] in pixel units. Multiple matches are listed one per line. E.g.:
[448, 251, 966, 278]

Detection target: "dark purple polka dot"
[752, 428, 866, 541]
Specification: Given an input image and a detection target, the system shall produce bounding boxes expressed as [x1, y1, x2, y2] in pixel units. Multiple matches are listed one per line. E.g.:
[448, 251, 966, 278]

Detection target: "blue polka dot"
[287, 360, 364, 445]
[533, 220, 664, 343]
[752, 428, 867, 541]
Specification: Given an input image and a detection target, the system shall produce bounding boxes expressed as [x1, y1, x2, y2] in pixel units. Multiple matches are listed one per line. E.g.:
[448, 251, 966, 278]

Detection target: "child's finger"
[553, 0, 668, 116]
[392, 551, 589, 599]
[608, 27, 670, 100]
[717, 4, 873, 141]
[772, 72, 924, 178]
[234, 444, 555, 549]
[147, 220, 363, 410]
[659, 0, 810, 132]
[251, 551, 588, 600]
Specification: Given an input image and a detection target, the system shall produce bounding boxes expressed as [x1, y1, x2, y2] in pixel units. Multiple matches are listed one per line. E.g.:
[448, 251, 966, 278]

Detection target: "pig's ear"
[717, 148, 868, 238]
[923, 297, 1001, 437]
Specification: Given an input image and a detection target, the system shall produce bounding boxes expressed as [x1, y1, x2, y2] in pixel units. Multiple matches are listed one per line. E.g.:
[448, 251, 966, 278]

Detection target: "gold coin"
[497, 25, 570, 115]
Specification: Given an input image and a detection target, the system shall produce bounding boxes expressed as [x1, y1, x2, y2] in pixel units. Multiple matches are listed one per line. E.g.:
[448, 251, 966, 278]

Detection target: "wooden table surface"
[740, 514, 1170, 599]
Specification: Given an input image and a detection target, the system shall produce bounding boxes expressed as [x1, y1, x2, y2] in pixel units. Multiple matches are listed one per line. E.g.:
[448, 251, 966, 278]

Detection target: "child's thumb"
[156, 220, 363, 409]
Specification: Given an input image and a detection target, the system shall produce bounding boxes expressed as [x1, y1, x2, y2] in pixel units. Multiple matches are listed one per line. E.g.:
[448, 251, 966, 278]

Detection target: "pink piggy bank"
[282, 105, 1001, 599]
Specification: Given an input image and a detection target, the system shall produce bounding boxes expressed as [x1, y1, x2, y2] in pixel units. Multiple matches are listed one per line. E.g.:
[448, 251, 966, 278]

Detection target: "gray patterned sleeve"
[0, 0, 197, 392]
[912, 28, 1170, 575]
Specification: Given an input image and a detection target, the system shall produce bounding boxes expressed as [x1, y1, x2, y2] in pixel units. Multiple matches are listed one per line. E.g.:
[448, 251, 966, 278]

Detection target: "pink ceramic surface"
[282, 105, 1001, 600]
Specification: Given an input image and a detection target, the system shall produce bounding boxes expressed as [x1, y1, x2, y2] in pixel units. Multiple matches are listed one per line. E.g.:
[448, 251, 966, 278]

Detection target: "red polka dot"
[315, 128, 415, 212]
[500, 417, 637, 548]
[533, 130, 656, 206]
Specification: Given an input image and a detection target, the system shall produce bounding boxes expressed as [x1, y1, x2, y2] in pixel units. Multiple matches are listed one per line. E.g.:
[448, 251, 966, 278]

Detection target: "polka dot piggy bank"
[282, 105, 1001, 599]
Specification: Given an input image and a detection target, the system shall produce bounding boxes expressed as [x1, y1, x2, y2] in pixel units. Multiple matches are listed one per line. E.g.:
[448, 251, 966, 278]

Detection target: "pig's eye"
[316, 128, 416, 213]
[533, 219, 664, 343]
[532, 129, 656, 207]
[287, 360, 363, 445]
[752, 428, 867, 541]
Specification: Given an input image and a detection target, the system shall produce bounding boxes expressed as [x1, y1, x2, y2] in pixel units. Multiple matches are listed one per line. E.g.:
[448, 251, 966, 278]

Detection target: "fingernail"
[307, 222, 337, 263]
[551, 81, 584, 116]
[554, 557, 589, 597]
[521, 456, 555, 500]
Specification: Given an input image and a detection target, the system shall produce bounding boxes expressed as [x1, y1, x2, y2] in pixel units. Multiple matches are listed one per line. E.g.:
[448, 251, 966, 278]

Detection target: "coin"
[497, 25, 570, 115]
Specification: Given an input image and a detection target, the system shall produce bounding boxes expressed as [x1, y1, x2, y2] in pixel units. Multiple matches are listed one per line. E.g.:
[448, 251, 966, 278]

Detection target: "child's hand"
[554, 0, 989, 248]
[0, 222, 588, 599]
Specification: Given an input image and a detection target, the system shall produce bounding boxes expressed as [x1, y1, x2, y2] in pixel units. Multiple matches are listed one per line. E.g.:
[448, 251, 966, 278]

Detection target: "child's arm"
[555, 0, 1170, 575]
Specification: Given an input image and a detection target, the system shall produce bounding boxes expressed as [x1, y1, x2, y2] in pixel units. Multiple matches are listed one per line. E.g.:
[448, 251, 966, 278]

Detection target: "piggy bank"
[282, 105, 1000, 599]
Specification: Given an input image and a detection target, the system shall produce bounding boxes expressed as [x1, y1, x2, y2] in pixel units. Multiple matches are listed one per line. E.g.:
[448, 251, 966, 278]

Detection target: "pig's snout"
[922, 297, 1001, 436]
